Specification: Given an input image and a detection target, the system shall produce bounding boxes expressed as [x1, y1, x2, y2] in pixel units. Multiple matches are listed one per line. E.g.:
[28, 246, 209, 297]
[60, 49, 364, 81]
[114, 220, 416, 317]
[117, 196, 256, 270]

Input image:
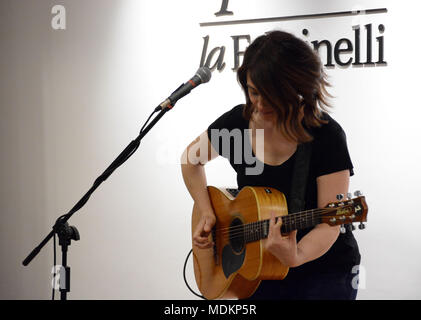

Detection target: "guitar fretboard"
[243, 210, 323, 243]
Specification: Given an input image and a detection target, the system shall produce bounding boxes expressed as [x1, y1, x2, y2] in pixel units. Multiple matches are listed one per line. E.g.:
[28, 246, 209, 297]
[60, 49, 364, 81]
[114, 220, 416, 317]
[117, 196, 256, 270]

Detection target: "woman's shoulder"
[224, 104, 246, 120]
[311, 112, 347, 143]
[319, 112, 345, 132]
[208, 104, 247, 131]
[309, 112, 354, 177]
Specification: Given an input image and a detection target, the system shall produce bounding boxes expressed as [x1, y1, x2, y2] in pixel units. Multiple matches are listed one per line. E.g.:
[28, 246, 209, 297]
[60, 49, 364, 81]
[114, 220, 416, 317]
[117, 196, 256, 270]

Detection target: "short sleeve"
[313, 116, 354, 178]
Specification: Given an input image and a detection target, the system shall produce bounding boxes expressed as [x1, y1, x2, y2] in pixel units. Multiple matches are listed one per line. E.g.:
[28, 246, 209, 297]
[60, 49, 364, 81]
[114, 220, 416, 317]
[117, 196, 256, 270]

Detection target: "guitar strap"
[289, 142, 312, 214]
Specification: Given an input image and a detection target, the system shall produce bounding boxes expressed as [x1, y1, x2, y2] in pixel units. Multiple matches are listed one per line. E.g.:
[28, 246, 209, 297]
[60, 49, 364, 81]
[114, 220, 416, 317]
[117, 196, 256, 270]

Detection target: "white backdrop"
[1, 0, 420, 299]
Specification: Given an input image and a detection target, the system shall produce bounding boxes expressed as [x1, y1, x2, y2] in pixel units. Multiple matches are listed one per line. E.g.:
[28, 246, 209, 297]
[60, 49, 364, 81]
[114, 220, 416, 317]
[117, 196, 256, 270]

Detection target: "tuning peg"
[358, 222, 366, 230]
[350, 223, 356, 231]
[347, 192, 352, 199]
[354, 190, 363, 197]
[336, 194, 344, 201]
[340, 225, 346, 234]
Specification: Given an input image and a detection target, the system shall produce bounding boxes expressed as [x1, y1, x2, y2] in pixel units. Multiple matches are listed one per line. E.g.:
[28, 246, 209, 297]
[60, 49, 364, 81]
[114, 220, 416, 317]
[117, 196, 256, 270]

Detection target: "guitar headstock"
[321, 191, 368, 231]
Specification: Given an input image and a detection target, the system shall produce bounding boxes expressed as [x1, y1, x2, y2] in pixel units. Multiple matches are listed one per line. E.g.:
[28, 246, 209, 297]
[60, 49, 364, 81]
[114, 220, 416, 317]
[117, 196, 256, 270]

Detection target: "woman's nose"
[256, 97, 267, 110]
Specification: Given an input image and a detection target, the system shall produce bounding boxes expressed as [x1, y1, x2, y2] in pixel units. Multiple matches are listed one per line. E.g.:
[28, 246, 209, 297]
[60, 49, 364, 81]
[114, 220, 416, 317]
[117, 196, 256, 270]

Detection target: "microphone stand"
[22, 105, 172, 300]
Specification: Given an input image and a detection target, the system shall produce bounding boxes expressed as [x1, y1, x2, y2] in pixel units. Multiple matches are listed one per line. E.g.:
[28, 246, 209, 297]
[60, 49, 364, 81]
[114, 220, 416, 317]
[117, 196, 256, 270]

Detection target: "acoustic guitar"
[191, 186, 368, 300]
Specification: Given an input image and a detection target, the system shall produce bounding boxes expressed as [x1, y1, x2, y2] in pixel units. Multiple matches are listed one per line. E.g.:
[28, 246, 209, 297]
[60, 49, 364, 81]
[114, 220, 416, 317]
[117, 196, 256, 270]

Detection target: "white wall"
[1, 0, 420, 299]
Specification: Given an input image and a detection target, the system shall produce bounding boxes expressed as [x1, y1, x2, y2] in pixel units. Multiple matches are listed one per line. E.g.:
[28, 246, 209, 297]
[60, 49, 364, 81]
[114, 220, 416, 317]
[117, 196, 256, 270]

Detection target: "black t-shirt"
[207, 104, 361, 278]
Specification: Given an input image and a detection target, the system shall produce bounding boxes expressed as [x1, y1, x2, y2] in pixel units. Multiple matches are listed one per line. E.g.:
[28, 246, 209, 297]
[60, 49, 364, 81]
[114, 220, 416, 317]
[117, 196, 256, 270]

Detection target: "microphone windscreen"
[196, 66, 212, 84]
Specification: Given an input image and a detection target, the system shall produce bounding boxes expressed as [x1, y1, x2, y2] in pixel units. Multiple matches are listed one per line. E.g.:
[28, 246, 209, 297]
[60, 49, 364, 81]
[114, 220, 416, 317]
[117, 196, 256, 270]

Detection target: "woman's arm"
[265, 169, 349, 267]
[181, 130, 219, 249]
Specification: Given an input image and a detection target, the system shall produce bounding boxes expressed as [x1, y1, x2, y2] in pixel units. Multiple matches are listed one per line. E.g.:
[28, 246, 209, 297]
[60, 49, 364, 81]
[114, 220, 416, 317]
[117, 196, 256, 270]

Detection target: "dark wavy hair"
[237, 30, 332, 143]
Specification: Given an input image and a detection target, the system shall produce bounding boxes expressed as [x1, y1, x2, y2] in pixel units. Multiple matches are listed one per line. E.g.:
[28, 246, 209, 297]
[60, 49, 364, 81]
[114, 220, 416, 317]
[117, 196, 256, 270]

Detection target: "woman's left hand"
[264, 212, 302, 267]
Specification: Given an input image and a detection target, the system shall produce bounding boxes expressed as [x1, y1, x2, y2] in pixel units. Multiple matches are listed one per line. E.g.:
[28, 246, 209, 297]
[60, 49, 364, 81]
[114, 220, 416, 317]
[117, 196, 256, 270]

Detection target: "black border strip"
[199, 8, 388, 27]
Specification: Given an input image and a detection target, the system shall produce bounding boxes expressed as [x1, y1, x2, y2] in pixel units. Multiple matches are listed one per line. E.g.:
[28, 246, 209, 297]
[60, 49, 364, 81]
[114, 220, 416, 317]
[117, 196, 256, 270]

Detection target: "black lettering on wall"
[334, 38, 353, 66]
[312, 39, 334, 67]
[215, 0, 233, 16]
[200, 36, 226, 72]
[352, 26, 363, 66]
[231, 35, 251, 71]
[376, 24, 386, 64]
[365, 23, 375, 65]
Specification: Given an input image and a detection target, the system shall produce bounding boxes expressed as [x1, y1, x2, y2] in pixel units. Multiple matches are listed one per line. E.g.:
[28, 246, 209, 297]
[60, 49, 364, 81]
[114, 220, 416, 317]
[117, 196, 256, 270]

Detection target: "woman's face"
[246, 73, 276, 122]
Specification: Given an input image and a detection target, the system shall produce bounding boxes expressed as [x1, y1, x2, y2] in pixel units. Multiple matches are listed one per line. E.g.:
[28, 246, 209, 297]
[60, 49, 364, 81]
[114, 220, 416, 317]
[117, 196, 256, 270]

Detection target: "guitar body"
[191, 186, 290, 300]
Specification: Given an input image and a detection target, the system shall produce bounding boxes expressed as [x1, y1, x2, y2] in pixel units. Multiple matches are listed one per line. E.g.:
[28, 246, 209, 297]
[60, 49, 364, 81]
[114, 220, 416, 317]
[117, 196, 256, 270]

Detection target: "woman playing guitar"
[181, 30, 361, 300]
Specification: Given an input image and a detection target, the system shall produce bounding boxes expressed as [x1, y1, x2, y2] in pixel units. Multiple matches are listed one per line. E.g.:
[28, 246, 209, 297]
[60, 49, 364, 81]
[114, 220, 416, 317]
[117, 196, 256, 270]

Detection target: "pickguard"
[221, 244, 245, 278]
[221, 216, 246, 278]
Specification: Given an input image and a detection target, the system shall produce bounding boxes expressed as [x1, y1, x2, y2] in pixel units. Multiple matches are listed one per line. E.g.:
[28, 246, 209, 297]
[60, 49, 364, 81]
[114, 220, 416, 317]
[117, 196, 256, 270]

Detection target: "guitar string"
[217, 207, 339, 235]
[217, 209, 351, 240]
[215, 207, 340, 233]
[219, 223, 313, 241]
[218, 212, 327, 241]
[216, 215, 321, 239]
[221, 214, 325, 237]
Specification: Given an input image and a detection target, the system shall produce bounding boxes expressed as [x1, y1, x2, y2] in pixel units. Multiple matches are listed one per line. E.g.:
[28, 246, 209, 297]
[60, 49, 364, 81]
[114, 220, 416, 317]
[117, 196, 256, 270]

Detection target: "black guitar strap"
[289, 142, 312, 214]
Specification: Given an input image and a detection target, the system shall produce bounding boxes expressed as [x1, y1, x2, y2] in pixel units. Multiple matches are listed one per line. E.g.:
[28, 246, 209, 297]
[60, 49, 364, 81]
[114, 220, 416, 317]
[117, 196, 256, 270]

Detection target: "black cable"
[183, 249, 206, 300]
[141, 107, 161, 134]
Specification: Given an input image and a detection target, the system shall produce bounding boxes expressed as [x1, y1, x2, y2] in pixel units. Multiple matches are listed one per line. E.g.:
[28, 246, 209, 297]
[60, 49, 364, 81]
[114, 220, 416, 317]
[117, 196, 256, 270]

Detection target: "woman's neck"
[250, 115, 296, 144]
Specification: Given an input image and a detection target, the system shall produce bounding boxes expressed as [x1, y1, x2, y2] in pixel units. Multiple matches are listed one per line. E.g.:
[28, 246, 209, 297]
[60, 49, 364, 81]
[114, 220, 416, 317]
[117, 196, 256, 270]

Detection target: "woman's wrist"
[201, 210, 215, 218]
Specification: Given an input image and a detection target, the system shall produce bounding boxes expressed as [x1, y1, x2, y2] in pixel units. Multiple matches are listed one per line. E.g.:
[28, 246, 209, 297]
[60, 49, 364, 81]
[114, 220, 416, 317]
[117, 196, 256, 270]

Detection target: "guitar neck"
[243, 209, 323, 243]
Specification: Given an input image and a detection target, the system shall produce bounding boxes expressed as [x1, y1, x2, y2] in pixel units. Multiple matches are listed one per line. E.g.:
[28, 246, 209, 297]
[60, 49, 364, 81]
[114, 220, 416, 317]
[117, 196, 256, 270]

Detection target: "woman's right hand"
[193, 213, 216, 249]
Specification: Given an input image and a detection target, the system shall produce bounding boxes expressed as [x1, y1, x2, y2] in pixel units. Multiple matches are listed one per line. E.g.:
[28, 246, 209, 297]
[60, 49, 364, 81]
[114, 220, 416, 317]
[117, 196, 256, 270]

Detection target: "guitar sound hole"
[229, 217, 245, 254]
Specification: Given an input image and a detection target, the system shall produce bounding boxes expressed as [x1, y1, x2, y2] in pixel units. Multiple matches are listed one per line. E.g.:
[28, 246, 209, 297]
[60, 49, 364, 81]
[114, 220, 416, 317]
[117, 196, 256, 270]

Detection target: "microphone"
[159, 66, 212, 110]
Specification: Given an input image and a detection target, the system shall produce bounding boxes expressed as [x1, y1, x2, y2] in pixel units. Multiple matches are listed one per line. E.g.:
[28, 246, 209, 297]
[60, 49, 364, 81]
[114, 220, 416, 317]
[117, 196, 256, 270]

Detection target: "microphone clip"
[159, 83, 185, 110]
